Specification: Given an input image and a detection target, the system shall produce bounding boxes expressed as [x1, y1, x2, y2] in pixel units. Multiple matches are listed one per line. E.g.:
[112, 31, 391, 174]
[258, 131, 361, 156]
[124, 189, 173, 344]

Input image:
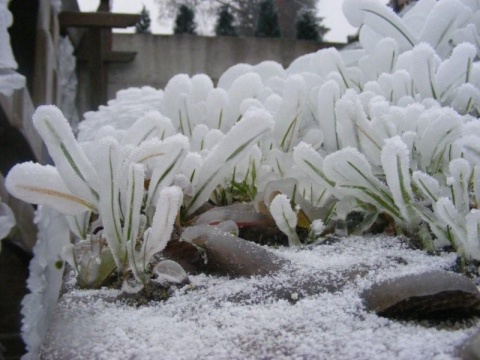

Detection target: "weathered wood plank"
[59, 12, 140, 28]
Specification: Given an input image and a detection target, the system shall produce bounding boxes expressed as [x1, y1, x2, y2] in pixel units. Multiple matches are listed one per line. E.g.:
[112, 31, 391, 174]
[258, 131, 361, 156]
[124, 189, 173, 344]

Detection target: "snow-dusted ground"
[41, 236, 478, 359]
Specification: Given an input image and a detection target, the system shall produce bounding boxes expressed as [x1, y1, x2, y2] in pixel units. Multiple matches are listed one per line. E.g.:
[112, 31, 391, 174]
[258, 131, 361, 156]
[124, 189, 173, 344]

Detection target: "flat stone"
[362, 270, 480, 319]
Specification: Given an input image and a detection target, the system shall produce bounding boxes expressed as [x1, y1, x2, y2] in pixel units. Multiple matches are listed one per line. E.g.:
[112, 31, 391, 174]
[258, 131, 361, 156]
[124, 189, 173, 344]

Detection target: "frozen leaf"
[0, 202, 15, 248]
[293, 142, 334, 191]
[206, 88, 228, 131]
[465, 210, 480, 260]
[317, 80, 342, 152]
[225, 72, 264, 127]
[434, 197, 466, 250]
[412, 171, 445, 204]
[65, 211, 91, 240]
[410, 43, 441, 100]
[96, 138, 125, 271]
[125, 163, 146, 282]
[186, 109, 273, 216]
[33, 106, 99, 205]
[381, 136, 416, 225]
[122, 111, 175, 146]
[273, 75, 306, 152]
[448, 158, 471, 215]
[269, 194, 301, 246]
[420, 0, 469, 58]
[436, 43, 477, 102]
[323, 148, 400, 220]
[142, 186, 183, 268]
[146, 134, 189, 207]
[5, 163, 95, 215]
[343, 0, 416, 52]
[217, 63, 252, 90]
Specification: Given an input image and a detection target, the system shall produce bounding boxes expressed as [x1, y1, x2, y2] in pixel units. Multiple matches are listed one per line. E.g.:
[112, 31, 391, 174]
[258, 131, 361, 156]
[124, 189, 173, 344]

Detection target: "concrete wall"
[107, 34, 341, 100]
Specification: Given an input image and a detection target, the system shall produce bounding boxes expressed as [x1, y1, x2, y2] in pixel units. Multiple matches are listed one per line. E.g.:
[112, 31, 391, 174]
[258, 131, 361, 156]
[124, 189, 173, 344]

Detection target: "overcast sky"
[77, 0, 389, 43]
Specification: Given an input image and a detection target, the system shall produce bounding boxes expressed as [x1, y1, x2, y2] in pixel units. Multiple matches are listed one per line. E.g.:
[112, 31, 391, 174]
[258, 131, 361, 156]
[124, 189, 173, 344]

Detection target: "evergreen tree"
[174, 4, 197, 34]
[135, 6, 152, 34]
[295, 8, 329, 41]
[254, 0, 281, 38]
[215, 5, 238, 36]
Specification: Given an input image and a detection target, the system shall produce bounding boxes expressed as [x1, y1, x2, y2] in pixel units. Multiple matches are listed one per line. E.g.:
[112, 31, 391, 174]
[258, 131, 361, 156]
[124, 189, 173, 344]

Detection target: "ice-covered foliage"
[7, 0, 480, 290]
[0, 201, 15, 252]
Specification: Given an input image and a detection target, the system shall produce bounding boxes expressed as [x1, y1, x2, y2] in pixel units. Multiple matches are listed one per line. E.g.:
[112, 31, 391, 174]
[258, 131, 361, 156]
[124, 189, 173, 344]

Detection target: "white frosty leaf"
[381, 136, 415, 225]
[269, 194, 301, 246]
[33, 105, 99, 205]
[65, 211, 91, 240]
[206, 88, 228, 131]
[96, 138, 125, 271]
[465, 210, 480, 261]
[436, 43, 477, 102]
[323, 148, 399, 219]
[293, 142, 334, 191]
[0, 202, 15, 245]
[142, 186, 183, 265]
[125, 163, 146, 282]
[317, 80, 342, 152]
[434, 197, 466, 249]
[412, 171, 445, 204]
[147, 134, 189, 207]
[122, 111, 175, 146]
[225, 72, 263, 127]
[273, 75, 306, 152]
[448, 158, 471, 215]
[419, 0, 469, 58]
[343, 0, 416, 52]
[5, 163, 95, 215]
[217, 63, 253, 90]
[186, 109, 273, 216]
[410, 43, 441, 100]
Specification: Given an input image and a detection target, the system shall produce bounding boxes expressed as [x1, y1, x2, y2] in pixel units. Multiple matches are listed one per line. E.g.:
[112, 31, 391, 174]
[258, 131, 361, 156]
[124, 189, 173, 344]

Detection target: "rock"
[181, 224, 288, 277]
[362, 270, 480, 319]
[152, 260, 189, 286]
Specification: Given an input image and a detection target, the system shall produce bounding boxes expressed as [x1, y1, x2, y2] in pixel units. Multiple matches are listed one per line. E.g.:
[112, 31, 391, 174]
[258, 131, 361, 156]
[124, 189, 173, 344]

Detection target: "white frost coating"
[57, 37, 79, 131]
[33, 106, 100, 205]
[410, 43, 440, 99]
[419, 0, 469, 58]
[436, 43, 476, 102]
[122, 111, 175, 146]
[293, 142, 333, 191]
[186, 108, 274, 215]
[317, 80, 342, 152]
[146, 134, 189, 206]
[125, 163, 146, 282]
[0, 201, 15, 251]
[269, 194, 301, 246]
[0, 0, 18, 69]
[21, 206, 70, 360]
[448, 158, 472, 215]
[5, 162, 94, 215]
[465, 210, 480, 261]
[96, 138, 125, 270]
[217, 63, 253, 90]
[143, 186, 183, 265]
[412, 170, 445, 203]
[0, 69, 26, 96]
[381, 136, 415, 225]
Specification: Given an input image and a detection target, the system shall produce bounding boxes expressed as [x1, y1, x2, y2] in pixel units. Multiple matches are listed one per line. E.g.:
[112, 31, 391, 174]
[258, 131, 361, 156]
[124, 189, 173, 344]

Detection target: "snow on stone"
[40, 236, 474, 360]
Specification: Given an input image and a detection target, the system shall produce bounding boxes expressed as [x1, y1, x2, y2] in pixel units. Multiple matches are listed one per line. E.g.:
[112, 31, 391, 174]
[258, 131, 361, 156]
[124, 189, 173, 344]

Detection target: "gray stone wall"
[106, 33, 341, 99]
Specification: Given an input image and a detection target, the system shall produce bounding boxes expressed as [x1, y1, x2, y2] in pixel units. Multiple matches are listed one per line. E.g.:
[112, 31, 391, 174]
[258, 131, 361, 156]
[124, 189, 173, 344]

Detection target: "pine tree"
[254, 0, 281, 38]
[295, 8, 329, 41]
[174, 4, 197, 35]
[215, 5, 238, 36]
[135, 6, 151, 34]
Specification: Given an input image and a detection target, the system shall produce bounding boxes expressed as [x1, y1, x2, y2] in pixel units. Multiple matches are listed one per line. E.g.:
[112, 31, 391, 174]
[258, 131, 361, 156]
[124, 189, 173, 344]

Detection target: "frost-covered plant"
[6, 106, 187, 286]
[7, 0, 480, 286]
[0, 200, 15, 252]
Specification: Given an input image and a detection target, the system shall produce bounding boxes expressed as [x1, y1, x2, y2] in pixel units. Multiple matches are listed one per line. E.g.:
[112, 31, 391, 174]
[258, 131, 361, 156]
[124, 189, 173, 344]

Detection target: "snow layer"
[40, 236, 477, 360]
